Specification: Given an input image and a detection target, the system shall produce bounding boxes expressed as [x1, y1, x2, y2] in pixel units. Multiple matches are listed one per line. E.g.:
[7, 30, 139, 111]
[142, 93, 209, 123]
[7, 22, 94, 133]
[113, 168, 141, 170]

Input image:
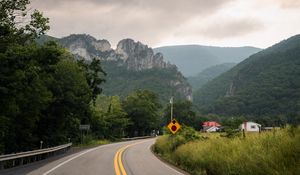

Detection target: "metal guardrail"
[0, 143, 72, 170]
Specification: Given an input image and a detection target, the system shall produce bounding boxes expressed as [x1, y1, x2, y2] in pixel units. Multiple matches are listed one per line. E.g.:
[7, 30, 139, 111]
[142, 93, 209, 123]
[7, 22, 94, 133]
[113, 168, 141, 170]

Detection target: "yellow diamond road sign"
[167, 119, 181, 134]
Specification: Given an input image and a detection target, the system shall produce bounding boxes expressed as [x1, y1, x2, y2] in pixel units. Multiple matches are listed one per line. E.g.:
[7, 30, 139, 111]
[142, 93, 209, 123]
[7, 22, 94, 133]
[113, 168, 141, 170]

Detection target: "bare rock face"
[60, 34, 112, 60]
[58, 35, 192, 100]
[92, 39, 111, 52]
[116, 39, 169, 70]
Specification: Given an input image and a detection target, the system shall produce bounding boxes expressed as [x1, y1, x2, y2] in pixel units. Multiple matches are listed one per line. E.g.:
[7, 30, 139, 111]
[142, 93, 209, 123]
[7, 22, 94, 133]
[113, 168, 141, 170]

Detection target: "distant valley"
[188, 63, 236, 91]
[154, 45, 261, 76]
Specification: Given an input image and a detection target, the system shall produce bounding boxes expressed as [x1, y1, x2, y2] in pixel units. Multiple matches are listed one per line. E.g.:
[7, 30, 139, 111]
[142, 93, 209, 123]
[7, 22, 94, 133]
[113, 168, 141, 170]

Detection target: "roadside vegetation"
[0, 0, 161, 154]
[154, 126, 300, 175]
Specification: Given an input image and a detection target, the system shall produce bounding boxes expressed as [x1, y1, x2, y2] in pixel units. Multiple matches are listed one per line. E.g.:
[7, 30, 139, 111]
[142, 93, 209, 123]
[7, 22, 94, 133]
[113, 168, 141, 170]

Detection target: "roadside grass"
[154, 126, 300, 175]
[74, 135, 110, 148]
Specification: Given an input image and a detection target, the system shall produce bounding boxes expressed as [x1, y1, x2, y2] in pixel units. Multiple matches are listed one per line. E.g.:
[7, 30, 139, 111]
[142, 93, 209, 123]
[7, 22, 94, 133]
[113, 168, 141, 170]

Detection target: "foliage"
[0, 0, 109, 154]
[122, 90, 162, 137]
[101, 60, 189, 102]
[78, 58, 106, 105]
[0, 41, 100, 153]
[188, 63, 236, 91]
[163, 100, 207, 130]
[0, 0, 49, 52]
[194, 34, 300, 124]
[155, 126, 300, 175]
[91, 95, 130, 139]
[154, 126, 204, 159]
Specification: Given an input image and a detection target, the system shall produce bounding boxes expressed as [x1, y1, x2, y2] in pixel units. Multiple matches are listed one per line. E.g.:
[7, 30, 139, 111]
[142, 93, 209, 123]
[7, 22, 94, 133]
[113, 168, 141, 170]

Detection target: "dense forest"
[0, 0, 163, 154]
[193, 34, 300, 124]
[101, 60, 189, 101]
[188, 63, 236, 91]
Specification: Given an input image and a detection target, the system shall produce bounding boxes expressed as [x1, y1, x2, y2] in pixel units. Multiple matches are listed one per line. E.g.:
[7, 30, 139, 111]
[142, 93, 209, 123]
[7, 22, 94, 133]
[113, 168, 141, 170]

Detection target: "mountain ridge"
[154, 45, 261, 76]
[37, 34, 192, 101]
[193, 34, 300, 116]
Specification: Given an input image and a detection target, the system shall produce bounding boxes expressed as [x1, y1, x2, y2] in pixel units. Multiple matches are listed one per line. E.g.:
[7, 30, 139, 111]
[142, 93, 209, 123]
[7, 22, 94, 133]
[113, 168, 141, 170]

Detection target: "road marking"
[114, 140, 150, 175]
[43, 142, 123, 175]
[118, 146, 127, 175]
[114, 148, 122, 175]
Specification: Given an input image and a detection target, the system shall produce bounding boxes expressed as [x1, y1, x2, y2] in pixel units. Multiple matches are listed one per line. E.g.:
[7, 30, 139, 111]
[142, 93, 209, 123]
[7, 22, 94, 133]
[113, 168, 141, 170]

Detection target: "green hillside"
[193, 34, 300, 117]
[101, 61, 189, 102]
[188, 63, 236, 91]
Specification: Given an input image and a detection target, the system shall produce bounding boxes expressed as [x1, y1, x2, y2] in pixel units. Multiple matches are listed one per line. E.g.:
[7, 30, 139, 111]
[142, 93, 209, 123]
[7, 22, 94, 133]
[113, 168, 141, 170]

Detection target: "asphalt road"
[1, 138, 186, 175]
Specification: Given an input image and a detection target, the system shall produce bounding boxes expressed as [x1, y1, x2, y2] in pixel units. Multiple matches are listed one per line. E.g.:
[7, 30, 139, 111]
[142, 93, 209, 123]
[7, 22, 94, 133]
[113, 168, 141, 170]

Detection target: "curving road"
[1, 138, 186, 175]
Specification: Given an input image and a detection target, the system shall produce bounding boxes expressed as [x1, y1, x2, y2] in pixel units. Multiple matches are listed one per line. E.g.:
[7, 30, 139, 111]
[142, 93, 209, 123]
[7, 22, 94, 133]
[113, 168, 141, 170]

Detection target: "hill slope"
[188, 63, 236, 91]
[154, 45, 261, 76]
[193, 34, 300, 116]
[38, 35, 192, 101]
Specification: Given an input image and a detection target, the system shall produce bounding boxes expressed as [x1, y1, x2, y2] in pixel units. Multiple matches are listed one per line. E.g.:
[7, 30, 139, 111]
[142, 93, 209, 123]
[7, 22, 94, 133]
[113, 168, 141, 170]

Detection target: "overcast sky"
[31, 0, 300, 49]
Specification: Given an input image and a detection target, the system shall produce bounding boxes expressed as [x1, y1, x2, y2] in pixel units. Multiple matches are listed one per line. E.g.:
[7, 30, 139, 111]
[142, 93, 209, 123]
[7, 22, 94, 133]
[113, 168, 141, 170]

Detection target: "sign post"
[170, 97, 173, 121]
[79, 124, 90, 144]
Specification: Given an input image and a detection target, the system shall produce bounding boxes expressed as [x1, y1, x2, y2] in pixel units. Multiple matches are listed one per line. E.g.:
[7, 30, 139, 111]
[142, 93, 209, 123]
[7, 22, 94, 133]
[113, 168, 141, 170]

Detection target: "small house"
[240, 121, 261, 132]
[202, 121, 221, 132]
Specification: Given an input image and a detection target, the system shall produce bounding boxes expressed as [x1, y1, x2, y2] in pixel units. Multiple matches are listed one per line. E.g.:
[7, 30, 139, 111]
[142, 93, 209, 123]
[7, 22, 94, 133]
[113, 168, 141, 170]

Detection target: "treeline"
[162, 100, 295, 131]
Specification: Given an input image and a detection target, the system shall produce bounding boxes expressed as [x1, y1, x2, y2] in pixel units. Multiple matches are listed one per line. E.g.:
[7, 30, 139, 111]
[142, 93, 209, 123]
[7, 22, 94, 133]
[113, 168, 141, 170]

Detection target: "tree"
[0, 43, 53, 153]
[91, 95, 130, 139]
[0, 0, 49, 52]
[78, 58, 106, 105]
[123, 90, 162, 137]
[37, 57, 92, 147]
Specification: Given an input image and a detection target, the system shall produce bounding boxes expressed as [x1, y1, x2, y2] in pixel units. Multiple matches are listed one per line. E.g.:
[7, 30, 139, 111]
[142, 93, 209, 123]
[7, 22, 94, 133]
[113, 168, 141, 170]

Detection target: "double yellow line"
[114, 140, 148, 175]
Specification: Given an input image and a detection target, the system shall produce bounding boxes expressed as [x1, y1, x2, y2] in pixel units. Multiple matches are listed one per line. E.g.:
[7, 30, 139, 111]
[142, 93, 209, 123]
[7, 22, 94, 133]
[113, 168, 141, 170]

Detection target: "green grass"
[74, 135, 110, 148]
[154, 126, 300, 175]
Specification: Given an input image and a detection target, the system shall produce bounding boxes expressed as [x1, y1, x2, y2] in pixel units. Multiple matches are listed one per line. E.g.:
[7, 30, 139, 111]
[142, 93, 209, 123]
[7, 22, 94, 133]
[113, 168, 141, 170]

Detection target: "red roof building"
[202, 121, 221, 127]
[202, 121, 222, 132]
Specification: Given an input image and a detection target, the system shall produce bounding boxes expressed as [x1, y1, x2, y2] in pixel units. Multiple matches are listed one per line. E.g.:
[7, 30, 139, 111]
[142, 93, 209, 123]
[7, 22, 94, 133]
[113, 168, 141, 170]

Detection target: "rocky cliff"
[55, 34, 192, 100]
[116, 39, 171, 70]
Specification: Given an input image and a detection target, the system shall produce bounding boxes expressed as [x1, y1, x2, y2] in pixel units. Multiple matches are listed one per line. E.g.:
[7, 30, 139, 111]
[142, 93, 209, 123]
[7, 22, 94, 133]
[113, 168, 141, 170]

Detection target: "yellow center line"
[114, 140, 150, 175]
[114, 148, 122, 175]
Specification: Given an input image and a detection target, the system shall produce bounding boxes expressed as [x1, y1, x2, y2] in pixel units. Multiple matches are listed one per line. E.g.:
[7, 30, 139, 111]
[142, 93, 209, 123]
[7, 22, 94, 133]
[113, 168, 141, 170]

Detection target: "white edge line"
[148, 144, 185, 175]
[42, 142, 123, 175]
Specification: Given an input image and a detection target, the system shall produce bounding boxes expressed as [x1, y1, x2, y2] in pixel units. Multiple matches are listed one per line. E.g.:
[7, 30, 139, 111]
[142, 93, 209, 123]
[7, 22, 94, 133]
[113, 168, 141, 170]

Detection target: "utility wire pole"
[170, 97, 173, 121]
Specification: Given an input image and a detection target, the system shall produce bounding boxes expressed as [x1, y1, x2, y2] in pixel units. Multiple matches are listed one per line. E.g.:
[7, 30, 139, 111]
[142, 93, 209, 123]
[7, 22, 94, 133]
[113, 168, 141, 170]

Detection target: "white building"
[240, 122, 261, 132]
[203, 126, 220, 132]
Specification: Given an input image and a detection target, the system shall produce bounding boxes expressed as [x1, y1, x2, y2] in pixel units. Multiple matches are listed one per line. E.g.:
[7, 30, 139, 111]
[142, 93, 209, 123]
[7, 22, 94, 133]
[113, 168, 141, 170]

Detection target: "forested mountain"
[188, 63, 236, 91]
[38, 35, 192, 101]
[193, 34, 300, 118]
[154, 45, 261, 76]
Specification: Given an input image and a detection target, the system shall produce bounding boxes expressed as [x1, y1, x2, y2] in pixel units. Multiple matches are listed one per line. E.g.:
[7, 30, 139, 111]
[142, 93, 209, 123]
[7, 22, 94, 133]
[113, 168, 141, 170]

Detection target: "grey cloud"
[197, 18, 264, 39]
[31, 0, 234, 46]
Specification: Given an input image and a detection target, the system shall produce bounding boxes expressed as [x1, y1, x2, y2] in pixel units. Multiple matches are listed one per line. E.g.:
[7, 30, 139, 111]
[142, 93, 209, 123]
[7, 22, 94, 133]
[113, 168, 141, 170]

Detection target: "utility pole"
[170, 97, 173, 121]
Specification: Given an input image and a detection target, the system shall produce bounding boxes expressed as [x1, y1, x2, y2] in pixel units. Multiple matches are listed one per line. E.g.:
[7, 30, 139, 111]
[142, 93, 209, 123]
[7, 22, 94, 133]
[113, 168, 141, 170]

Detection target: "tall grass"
[154, 126, 300, 175]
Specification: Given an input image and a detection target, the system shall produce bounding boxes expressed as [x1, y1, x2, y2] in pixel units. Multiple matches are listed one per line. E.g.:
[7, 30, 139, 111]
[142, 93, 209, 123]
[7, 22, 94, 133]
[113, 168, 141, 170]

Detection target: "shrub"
[172, 126, 300, 175]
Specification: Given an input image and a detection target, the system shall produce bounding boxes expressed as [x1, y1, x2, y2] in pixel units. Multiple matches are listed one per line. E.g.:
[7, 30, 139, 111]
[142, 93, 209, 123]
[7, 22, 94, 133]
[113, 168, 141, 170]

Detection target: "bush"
[154, 126, 204, 160]
[172, 126, 300, 175]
